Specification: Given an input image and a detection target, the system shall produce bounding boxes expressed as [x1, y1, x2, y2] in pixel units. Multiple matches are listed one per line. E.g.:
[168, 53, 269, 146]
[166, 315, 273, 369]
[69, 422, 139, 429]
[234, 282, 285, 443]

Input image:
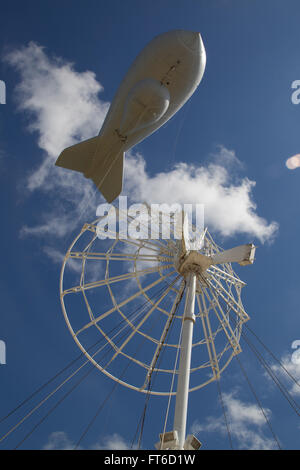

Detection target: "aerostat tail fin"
[90, 151, 124, 203]
[55, 137, 124, 203]
[55, 136, 99, 174]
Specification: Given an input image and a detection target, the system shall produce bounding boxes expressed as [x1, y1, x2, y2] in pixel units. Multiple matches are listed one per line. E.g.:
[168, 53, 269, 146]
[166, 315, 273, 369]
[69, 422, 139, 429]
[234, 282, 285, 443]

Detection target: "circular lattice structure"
[60, 210, 248, 396]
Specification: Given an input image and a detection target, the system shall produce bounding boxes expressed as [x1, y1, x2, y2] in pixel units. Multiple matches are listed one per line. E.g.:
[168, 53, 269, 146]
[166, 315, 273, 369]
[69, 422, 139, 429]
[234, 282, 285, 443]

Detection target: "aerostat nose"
[177, 30, 203, 51]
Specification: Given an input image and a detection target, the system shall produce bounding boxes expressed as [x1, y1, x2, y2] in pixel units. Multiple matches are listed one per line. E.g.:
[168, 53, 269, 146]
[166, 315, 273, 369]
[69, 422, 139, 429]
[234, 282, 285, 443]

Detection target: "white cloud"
[43, 246, 82, 273]
[91, 433, 131, 450]
[5, 42, 278, 261]
[43, 431, 75, 450]
[42, 431, 131, 450]
[269, 352, 300, 397]
[190, 391, 277, 450]
[5, 41, 109, 242]
[124, 151, 278, 243]
[209, 144, 244, 170]
[5, 41, 109, 160]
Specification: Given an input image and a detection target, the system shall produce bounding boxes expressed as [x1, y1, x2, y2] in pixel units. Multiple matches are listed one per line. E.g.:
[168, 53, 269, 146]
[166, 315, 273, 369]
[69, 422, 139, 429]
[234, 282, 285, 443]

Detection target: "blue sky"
[1, 0, 300, 450]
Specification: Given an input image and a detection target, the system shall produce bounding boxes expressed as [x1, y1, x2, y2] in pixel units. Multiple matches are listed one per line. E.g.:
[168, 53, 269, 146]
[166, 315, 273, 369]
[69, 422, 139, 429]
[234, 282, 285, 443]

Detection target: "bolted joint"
[182, 312, 196, 323]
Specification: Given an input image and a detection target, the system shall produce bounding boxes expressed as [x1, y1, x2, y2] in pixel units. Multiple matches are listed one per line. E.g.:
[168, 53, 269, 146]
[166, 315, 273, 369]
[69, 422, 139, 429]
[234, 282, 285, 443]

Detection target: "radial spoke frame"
[59, 216, 249, 395]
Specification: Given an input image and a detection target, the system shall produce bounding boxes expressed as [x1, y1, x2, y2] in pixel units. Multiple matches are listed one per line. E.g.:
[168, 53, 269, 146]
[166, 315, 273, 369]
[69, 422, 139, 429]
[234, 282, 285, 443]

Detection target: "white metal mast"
[156, 219, 256, 451]
[173, 272, 197, 449]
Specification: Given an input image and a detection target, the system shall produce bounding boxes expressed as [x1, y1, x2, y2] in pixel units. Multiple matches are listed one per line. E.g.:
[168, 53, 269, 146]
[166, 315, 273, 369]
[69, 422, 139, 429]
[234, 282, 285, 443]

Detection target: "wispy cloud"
[91, 433, 132, 450]
[43, 246, 82, 273]
[4, 41, 109, 246]
[43, 431, 75, 450]
[269, 352, 300, 397]
[190, 391, 277, 449]
[209, 144, 244, 170]
[42, 431, 131, 450]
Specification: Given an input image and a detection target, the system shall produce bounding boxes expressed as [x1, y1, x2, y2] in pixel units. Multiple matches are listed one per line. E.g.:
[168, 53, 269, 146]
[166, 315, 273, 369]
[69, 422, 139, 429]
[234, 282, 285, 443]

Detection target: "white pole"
[173, 272, 196, 449]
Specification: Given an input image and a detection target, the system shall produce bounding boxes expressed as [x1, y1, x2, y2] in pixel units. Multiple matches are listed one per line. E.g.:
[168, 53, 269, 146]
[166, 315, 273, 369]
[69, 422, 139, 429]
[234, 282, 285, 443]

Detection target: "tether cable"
[0, 295, 150, 424]
[1, 277, 178, 447]
[241, 333, 300, 417]
[216, 378, 233, 450]
[160, 311, 184, 450]
[133, 283, 185, 449]
[13, 279, 178, 449]
[74, 275, 180, 450]
[222, 302, 300, 418]
[243, 323, 300, 393]
[235, 354, 282, 450]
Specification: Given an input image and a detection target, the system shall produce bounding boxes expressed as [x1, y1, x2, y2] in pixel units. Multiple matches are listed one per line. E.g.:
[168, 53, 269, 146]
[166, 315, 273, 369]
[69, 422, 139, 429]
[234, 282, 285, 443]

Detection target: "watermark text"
[96, 197, 204, 249]
[291, 80, 300, 104]
[0, 340, 6, 365]
[0, 80, 6, 104]
[291, 340, 300, 365]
